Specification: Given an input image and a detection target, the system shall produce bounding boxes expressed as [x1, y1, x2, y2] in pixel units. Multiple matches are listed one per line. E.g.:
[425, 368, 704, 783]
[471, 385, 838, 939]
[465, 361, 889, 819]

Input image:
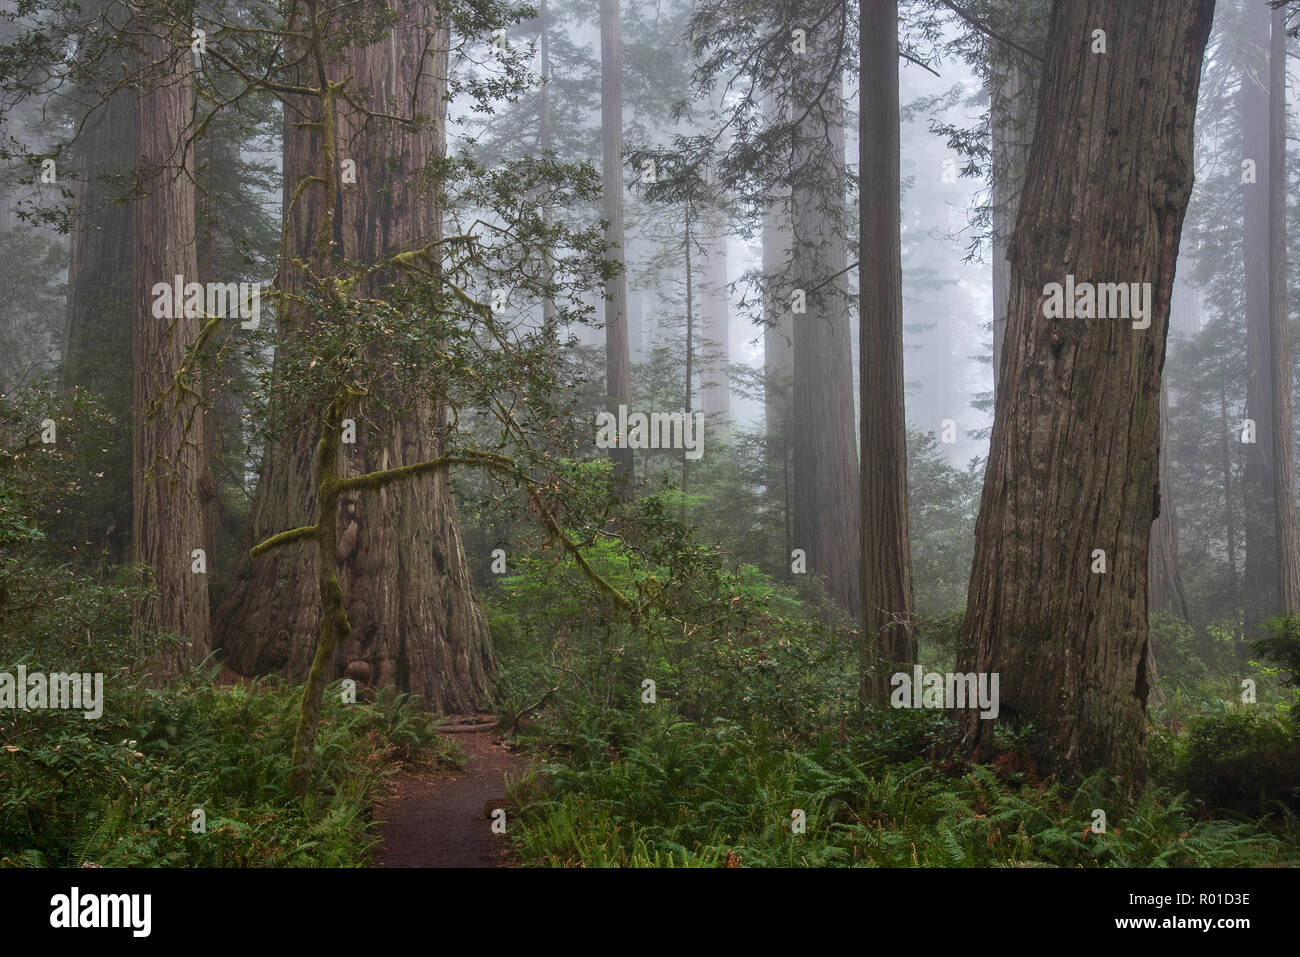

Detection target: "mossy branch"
[527, 486, 636, 615]
[250, 524, 318, 559]
[335, 449, 518, 493]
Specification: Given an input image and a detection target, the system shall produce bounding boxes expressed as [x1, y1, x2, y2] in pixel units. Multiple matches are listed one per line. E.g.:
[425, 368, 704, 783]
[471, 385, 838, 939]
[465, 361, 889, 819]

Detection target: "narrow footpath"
[371, 714, 531, 868]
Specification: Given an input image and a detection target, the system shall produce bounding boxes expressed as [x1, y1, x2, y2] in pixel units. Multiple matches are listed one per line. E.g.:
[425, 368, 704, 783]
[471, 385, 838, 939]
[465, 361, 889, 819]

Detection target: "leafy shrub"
[1173, 710, 1300, 817]
[1149, 613, 1210, 688]
[0, 669, 456, 867]
[846, 706, 959, 768]
[1252, 616, 1300, 728]
[489, 486, 857, 742]
[916, 610, 963, 671]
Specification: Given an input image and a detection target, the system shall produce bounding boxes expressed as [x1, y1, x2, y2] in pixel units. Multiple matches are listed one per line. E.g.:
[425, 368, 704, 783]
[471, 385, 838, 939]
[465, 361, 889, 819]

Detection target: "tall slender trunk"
[762, 86, 793, 572]
[957, 0, 1215, 782]
[131, 16, 210, 675]
[628, 287, 643, 363]
[600, 0, 632, 485]
[1150, 380, 1190, 618]
[859, 0, 915, 702]
[214, 1, 494, 712]
[1242, 0, 1276, 625]
[0, 70, 10, 235]
[700, 68, 731, 433]
[682, 208, 694, 522]
[63, 22, 135, 564]
[195, 129, 239, 586]
[700, 211, 731, 431]
[539, 0, 558, 335]
[791, 17, 861, 617]
[1267, 1, 1300, 614]
[1219, 363, 1239, 586]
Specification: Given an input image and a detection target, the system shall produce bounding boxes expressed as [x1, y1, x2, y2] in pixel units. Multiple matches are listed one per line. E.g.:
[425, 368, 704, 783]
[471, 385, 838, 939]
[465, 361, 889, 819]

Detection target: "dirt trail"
[371, 714, 532, 868]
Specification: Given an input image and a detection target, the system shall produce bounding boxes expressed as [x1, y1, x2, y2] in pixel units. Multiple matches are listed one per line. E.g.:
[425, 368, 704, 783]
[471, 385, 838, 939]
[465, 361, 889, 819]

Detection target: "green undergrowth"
[0, 666, 461, 867]
[484, 536, 1300, 868]
[503, 705, 1299, 868]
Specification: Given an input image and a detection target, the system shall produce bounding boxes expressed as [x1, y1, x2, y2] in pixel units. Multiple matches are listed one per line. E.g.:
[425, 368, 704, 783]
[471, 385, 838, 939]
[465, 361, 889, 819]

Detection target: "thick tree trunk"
[957, 0, 1215, 782]
[600, 0, 632, 485]
[791, 19, 861, 617]
[859, 0, 915, 703]
[1242, 0, 1276, 625]
[214, 2, 494, 712]
[131, 19, 210, 675]
[1267, 1, 1300, 614]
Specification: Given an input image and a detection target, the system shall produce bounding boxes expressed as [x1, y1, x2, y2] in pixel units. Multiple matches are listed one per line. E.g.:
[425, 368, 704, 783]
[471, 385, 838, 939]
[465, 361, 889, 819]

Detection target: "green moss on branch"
[250, 524, 318, 559]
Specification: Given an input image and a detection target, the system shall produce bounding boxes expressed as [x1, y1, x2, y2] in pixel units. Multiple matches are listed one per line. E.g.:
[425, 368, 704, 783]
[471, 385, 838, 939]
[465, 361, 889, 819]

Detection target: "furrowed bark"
[957, 0, 1215, 783]
[859, 0, 916, 703]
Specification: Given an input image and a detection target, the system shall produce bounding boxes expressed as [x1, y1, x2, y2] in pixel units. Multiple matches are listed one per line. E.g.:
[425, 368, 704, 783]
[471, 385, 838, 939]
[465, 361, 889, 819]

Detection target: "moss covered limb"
[335, 449, 518, 493]
[527, 486, 636, 615]
[288, 397, 346, 797]
[249, 523, 318, 559]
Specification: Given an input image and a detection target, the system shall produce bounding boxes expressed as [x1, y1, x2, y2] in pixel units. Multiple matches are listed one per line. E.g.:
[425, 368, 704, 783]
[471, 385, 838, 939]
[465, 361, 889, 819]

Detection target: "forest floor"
[371, 714, 532, 868]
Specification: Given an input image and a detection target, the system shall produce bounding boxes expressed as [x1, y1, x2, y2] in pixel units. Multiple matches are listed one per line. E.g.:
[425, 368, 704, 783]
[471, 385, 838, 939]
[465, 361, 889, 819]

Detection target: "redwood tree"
[859, 0, 915, 702]
[600, 0, 632, 484]
[63, 37, 135, 565]
[213, 0, 494, 712]
[957, 0, 1216, 781]
[539, 0, 558, 332]
[699, 208, 731, 431]
[131, 13, 210, 674]
[790, 12, 860, 616]
[762, 87, 793, 574]
[1241, 0, 1276, 624]
[1266, 0, 1300, 613]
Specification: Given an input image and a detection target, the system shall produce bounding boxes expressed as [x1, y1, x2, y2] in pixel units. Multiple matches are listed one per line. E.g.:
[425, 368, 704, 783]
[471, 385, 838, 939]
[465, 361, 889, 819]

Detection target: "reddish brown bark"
[131, 19, 210, 675]
[958, 0, 1215, 782]
[790, 17, 860, 616]
[859, 0, 915, 701]
[214, 1, 494, 712]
